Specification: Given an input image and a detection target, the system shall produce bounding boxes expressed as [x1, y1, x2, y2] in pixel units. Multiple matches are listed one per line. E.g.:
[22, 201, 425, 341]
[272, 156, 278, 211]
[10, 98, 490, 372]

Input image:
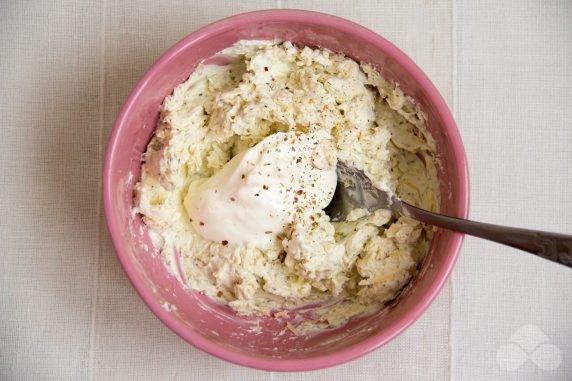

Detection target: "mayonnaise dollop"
[184, 131, 337, 248]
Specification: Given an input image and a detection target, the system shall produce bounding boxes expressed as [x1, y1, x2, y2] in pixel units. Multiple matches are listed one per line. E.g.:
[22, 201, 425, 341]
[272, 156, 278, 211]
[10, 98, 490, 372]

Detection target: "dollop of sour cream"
[184, 131, 337, 247]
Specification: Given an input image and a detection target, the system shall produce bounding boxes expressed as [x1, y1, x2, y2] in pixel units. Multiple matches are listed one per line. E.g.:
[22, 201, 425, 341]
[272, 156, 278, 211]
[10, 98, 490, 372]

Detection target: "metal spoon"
[325, 161, 572, 268]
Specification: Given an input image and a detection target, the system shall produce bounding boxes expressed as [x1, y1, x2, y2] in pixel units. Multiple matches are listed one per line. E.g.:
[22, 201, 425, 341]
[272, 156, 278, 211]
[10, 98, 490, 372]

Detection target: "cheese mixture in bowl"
[135, 40, 439, 333]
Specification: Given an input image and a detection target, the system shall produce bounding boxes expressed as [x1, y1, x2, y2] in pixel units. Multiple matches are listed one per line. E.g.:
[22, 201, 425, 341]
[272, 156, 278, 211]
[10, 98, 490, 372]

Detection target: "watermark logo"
[496, 324, 562, 371]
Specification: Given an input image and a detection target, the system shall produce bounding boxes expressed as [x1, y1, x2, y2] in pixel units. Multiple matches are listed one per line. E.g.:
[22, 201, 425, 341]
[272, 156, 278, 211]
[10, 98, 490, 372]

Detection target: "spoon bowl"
[327, 162, 572, 268]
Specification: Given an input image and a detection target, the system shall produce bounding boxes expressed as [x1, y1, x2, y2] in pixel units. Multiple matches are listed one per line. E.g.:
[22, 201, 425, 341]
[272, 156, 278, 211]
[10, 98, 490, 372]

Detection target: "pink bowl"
[103, 9, 469, 371]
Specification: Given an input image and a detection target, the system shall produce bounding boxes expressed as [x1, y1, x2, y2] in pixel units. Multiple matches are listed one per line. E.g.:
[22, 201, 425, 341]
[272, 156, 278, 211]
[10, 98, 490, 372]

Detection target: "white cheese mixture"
[135, 40, 439, 332]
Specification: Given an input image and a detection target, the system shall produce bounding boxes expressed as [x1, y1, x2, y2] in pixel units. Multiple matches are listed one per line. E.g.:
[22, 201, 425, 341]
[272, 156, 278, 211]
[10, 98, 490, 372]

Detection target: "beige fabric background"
[1, 1, 571, 380]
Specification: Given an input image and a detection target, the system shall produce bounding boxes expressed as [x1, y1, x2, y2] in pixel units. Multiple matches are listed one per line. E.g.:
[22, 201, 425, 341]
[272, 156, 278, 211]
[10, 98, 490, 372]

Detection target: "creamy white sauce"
[185, 131, 337, 248]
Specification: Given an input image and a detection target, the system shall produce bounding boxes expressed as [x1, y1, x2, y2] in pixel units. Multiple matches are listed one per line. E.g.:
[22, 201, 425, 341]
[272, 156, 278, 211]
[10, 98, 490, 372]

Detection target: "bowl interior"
[104, 10, 468, 371]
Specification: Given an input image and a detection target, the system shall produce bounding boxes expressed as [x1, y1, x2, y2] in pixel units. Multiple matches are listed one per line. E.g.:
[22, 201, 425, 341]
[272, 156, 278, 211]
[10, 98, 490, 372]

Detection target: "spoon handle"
[400, 202, 572, 268]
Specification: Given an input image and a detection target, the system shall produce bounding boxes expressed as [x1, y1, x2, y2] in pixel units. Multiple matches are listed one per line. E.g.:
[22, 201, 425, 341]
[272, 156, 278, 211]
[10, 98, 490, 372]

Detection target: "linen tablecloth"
[1, 1, 571, 379]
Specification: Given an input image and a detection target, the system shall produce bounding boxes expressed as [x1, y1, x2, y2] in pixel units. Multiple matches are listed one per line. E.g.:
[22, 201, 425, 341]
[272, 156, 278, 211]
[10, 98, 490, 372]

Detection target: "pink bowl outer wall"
[103, 9, 469, 371]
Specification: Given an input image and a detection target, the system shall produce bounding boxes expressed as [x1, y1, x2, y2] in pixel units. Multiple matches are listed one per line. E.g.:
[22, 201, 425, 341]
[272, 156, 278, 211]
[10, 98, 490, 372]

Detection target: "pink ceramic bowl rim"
[103, 9, 469, 372]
